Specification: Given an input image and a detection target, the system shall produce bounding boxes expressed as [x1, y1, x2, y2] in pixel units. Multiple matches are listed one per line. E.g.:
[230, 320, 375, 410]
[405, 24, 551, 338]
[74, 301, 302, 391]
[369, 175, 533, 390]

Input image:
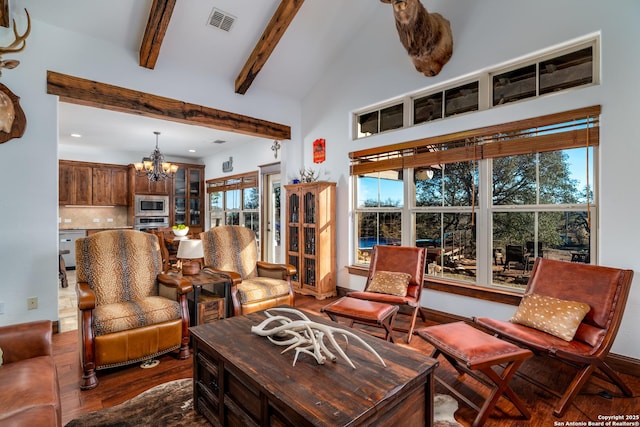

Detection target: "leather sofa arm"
[256, 261, 297, 279]
[157, 273, 193, 295]
[77, 281, 96, 310]
[202, 266, 242, 285]
[0, 320, 52, 364]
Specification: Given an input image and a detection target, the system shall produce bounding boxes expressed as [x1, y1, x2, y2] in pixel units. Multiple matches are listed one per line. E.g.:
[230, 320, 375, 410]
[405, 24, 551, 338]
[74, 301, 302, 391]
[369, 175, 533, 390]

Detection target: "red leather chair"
[348, 245, 427, 343]
[475, 258, 634, 417]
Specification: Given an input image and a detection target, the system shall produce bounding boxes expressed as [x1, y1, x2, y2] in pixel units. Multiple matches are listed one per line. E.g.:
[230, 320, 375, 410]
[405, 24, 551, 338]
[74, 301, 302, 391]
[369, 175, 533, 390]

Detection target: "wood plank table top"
[190, 308, 438, 426]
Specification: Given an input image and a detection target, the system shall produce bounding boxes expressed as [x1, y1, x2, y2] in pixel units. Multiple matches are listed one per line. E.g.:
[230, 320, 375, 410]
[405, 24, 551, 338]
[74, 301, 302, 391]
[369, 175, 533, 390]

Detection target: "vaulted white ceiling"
[20, 0, 378, 159]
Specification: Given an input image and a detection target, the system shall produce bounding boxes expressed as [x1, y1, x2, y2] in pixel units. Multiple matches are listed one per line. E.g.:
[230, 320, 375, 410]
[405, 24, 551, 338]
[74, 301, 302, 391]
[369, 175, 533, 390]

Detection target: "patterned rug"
[65, 378, 462, 426]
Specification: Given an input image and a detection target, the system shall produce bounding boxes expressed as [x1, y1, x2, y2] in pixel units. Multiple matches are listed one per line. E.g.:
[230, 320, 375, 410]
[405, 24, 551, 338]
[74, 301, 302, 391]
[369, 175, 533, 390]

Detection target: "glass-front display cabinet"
[172, 163, 204, 234]
[284, 181, 336, 299]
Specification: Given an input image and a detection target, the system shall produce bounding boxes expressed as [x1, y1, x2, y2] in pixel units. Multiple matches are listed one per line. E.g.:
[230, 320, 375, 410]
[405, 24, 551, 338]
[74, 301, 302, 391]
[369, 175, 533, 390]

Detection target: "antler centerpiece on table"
[250, 307, 386, 368]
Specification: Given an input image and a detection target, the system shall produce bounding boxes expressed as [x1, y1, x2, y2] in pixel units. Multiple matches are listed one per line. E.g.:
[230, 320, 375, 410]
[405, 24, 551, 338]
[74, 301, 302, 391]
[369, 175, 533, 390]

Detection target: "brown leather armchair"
[200, 226, 296, 316]
[475, 258, 634, 417]
[76, 230, 192, 390]
[348, 245, 427, 343]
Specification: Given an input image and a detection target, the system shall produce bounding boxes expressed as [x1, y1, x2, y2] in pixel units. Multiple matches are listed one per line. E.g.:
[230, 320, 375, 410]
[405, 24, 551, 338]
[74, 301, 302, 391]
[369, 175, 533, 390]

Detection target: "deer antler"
[0, 9, 31, 75]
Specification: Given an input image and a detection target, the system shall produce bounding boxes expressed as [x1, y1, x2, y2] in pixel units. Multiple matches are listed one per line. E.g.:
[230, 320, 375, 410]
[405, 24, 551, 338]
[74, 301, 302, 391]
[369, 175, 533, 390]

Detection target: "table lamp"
[177, 239, 204, 275]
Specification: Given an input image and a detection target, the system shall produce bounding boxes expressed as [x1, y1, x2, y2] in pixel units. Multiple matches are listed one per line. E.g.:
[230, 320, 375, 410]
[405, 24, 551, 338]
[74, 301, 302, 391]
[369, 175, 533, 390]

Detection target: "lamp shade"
[177, 239, 204, 259]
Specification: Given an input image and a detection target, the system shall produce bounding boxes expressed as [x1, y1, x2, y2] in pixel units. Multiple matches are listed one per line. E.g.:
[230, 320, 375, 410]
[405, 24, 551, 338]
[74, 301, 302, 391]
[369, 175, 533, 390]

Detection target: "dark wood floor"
[54, 295, 640, 426]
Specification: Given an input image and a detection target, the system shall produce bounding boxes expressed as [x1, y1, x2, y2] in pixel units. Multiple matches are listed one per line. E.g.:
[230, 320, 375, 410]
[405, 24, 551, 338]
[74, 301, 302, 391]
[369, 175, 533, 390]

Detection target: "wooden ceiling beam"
[235, 0, 305, 95]
[46, 71, 291, 140]
[139, 0, 176, 69]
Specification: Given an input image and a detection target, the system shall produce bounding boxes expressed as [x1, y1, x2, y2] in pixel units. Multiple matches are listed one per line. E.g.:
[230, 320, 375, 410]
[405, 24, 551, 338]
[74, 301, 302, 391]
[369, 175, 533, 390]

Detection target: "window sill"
[347, 265, 523, 307]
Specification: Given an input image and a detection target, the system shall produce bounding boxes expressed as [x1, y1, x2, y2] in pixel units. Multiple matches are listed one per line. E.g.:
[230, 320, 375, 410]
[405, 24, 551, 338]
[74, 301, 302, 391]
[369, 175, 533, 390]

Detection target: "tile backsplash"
[59, 206, 129, 229]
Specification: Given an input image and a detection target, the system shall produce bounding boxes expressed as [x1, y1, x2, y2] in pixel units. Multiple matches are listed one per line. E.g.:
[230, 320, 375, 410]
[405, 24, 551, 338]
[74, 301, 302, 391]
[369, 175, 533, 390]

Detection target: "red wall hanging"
[313, 138, 326, 164]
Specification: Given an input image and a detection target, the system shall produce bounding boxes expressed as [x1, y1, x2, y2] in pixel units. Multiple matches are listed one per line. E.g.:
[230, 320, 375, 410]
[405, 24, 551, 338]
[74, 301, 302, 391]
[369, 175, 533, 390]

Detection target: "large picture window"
[351, 106, 599, 292]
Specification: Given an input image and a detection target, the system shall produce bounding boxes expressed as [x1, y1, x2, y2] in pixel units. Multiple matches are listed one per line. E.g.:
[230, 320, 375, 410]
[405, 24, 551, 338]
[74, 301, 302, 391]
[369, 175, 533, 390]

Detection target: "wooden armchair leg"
[81, 367, 98, 390]
[554, 365, 596, 417]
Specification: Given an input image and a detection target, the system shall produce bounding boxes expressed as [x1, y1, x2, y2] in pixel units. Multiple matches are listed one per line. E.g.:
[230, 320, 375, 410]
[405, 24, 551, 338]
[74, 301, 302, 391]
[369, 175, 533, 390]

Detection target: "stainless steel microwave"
[134, 195, 169, 217]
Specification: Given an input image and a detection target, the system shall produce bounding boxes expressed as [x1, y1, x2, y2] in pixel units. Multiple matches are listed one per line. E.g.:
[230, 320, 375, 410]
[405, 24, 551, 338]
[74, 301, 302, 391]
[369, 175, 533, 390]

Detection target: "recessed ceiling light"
[188, 149, 196, 153]
[70, 133, 82, 138]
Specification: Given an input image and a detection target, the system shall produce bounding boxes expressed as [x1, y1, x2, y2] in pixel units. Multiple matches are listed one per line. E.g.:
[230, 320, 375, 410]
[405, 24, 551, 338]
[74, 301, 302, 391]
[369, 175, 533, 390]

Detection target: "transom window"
[354, 39, 597, 140]
[351, 106, 599, 292]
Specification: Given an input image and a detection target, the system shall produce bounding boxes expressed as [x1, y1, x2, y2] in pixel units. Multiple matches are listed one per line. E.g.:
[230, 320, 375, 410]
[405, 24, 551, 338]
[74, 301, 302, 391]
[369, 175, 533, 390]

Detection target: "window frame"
[206, 171, 260, 234]
[350, 106, 600, 296]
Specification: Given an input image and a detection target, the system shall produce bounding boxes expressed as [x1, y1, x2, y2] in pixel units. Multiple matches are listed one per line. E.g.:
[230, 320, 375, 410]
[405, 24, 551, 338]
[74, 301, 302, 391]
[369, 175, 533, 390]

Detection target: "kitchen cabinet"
[284, 181, 336, 299]
[59, 161, 128, 206]
[59, 162, 92, 205]
[92, 166, 128, 206]
[172, 163, 205, 234]
[130, 165, 171, 195]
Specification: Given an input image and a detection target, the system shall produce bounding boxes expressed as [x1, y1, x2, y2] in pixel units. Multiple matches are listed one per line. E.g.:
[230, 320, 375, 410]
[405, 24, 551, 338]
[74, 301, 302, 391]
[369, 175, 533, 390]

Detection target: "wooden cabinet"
[284, 182, 336, 299]
[172, 163, 205, 234]
[191, 311, 436, 427]
[59, 162, 92, 205]
[59, 161, 128, 206]
[92, 166, 128, 206]
[130, 165, 171, 195]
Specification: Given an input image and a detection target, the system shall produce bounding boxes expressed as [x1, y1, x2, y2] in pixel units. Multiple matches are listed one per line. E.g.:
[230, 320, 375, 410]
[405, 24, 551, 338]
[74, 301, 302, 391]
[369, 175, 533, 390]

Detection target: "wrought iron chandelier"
[134, 131, 178, 182]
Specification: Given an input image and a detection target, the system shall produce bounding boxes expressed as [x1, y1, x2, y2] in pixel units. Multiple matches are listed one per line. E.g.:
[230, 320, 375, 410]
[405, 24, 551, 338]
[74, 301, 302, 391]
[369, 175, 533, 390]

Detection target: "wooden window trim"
[350, 105, 600, 175]
[206, 171, 258, 193]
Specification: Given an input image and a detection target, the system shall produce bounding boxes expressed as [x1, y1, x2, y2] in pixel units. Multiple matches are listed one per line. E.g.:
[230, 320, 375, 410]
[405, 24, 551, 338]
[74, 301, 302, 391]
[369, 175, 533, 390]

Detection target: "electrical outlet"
[64, 218, 72, 223]
[93, 218, 100, 223]
[106, 218, 114, 222]
[27, 297, 38, 310]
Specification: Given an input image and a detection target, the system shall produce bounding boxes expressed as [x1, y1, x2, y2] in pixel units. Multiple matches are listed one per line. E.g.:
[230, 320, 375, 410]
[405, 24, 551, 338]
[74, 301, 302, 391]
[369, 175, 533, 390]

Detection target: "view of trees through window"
[355, 145, 594, 291]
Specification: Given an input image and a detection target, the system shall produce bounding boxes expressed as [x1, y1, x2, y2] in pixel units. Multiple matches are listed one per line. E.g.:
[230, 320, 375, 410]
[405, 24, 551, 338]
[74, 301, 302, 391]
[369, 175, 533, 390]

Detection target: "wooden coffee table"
[190, 309, 438, 426]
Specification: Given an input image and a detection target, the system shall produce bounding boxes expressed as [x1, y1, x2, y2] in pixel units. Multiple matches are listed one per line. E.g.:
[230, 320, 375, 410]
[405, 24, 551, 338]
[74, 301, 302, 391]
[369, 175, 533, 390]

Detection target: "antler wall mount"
[381, 0, 453, 77]
[0, 7, 30, 144]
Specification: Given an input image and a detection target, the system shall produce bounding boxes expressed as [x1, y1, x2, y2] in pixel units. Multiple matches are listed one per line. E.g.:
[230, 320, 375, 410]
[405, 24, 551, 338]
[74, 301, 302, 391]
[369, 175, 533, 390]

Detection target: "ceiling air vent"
[207, 8, 236, 32]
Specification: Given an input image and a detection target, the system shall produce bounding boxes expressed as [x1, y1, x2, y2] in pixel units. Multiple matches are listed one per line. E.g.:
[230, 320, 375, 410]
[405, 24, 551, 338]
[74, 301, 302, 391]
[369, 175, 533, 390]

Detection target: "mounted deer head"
[0, 8, 30, 76]
[380, 0, 452, 77]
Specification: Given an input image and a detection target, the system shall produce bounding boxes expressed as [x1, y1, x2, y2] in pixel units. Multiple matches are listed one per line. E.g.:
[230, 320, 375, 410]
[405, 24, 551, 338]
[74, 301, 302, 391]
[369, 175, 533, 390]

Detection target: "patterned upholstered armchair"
[75, 230, 192, 390]
[200, 226, 296, 316]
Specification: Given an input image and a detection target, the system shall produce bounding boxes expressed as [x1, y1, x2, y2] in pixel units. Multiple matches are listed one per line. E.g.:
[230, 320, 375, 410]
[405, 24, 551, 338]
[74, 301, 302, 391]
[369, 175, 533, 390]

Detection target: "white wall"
[0, 17, 300, 325]
[295, 0, 640, 358]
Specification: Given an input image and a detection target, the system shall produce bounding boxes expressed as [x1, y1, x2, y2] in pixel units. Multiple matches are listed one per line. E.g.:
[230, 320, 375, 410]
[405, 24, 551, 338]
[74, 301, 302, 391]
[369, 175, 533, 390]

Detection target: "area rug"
[65, 379, 209, 427]
[66, 378, 462, 426]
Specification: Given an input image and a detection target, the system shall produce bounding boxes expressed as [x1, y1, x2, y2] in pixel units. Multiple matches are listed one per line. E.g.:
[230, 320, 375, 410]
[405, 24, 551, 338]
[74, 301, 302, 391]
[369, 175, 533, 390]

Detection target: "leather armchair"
[475, 258, 634, 417]
[200, 226, 296, 316]
[76, 230, 192, 390]
[348, 245, 427, 343]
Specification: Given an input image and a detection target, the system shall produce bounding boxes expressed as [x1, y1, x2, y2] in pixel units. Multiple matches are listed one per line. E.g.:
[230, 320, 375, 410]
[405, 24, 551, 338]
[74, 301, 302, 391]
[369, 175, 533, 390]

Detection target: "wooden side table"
[164, 270, 231, 324]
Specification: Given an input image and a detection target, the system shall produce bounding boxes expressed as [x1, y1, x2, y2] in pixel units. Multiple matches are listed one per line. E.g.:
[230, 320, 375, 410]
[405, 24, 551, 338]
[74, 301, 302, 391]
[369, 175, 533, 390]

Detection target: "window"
[351, 106, 599, 292]
[355, 170, 403, 263]
[353, 39, 597, 140]
[207, 171, 259, 234]
[356, 102, 404, 138]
